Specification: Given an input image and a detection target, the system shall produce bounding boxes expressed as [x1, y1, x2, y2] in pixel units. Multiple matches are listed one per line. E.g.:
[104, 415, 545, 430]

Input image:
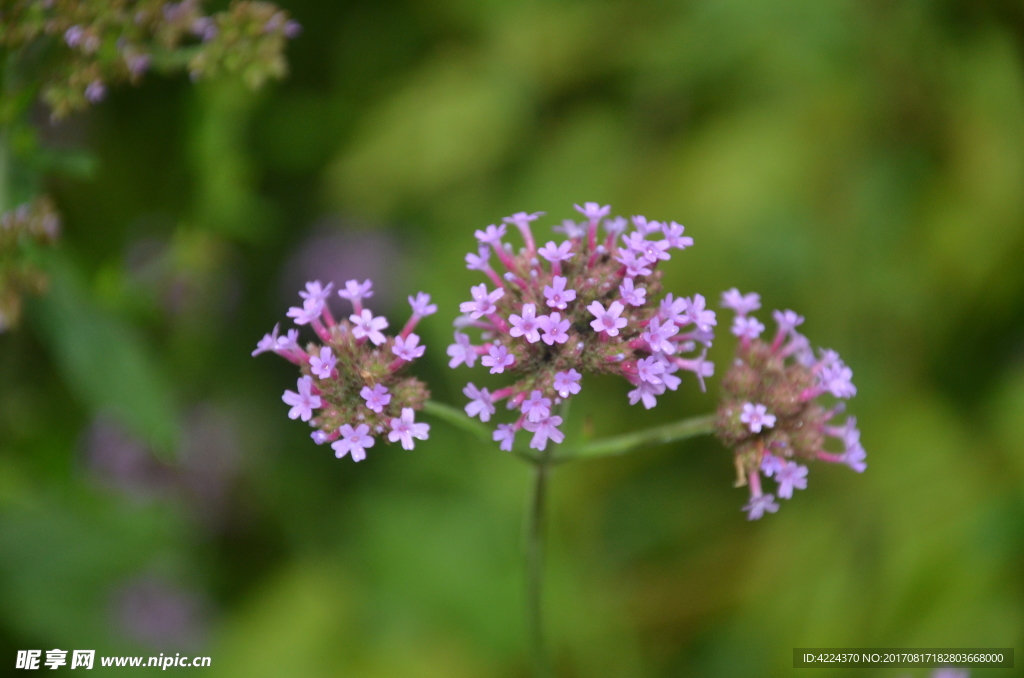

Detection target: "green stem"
[421, 400, 538, 463]
[525, 445, 551, 677]
[0, 127, 9, 214]
[553, 413, 716, 463]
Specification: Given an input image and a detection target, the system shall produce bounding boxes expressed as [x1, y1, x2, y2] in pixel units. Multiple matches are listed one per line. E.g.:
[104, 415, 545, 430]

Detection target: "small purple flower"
[817, 357, 856, 399]
[628, 381, 665, 409]
[772, 309, 804, 335]
[360, 384, 391, 413]
[775, 462, 808, 499]
[543, 276, 576, 310]
[760, 454, 785, 477]
[588, 300, 627, 337]
[659, 294, 688, 326]
[662, 221, 693, 249]
[309, 346, 336, 379]
[553, 369, 582, 398]
[392, 333, 425, 361]
[503, 211, 544, 229]
[603, 216, 628, 236]
[731, 315, 765, 340]
[465, 245, 491, 271]
[332, 424, 374, 461]
[408, 292, 437, 317]
[743, 493, 779, 520]
[447, 332, 477, 368]
[619, 278, 646, 307]
[740, 402, 776, 433]
[523, 415, 565, 450]
[493, 424, 517, 451]
[643, 317, 678, 354]
[350, 309, 388, 345]
[252, 324, 282, 356]
[64, 25, 84, 47]
[721, 288, 761, 316]
[192, 16, 218, 41]
[283, 20, 302, 38]
[553, 219, 585, 239]
[509, 303, 544, 344]
[482, 344, 515, 374]
[125, 52, 151, 77]
[539, 312, 569, 345]
[275, 328, 300, 351]
[282, 376, 320, 421]
[338, 279, 373, 305]
[463, 383, 495, 422]
[615, 248, 653, 277]
[311, 430, 330, 445]
[842, 445, 867, 473]
[388, 408, 430, 450]
[521, 391, 552, 422]
[474, 223, 507, 245]
[636, 356, 666, 385]
[85, 80, 106, 103]
[287, 297, 324, 325]
[685, 294, 717, 332]
[623, 232, 670, 263]
[461, 283, 504, 319]
[574, 202, 611, 222]
[538, 240, 574, 263]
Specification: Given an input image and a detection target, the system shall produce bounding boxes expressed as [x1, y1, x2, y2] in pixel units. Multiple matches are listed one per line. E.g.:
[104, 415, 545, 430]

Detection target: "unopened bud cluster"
[0, 0, 299, 118]
[715, 289, 865, 519]
[449, 203, 716, 452]
[253, 280, 434, 461]
[0, 197, 61, 332]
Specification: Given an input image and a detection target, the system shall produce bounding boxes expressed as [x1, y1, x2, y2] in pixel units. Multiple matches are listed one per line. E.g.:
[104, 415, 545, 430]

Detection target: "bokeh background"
[2, 0, 1024, 676]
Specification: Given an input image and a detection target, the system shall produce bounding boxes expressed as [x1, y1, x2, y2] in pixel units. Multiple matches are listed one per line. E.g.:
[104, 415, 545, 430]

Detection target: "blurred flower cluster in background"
[1, 0, 1023, 676]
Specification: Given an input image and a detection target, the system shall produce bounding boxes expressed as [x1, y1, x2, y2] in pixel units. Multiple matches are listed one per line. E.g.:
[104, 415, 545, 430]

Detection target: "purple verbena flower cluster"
[253, 280, 434, 461]
[450, 203, 716, 452]
[715, 289, 865, 519]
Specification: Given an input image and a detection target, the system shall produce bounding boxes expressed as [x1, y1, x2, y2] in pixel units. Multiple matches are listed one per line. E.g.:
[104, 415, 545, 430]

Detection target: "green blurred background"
[2, 0, 1024, 676]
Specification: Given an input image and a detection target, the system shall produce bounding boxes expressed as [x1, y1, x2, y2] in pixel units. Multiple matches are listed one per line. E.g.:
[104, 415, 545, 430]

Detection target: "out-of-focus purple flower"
[475, 223, 507, 245]
[447, 332, 477, 368]
[287, 297, 324, 325]
[721, 288, 761, 316]
[282, 376, 320, 421]
[338, 278, 373, 307]
[110, 577, 207, 651]
[408, 292, 437, 317]
[628, 381, 665, 409]
[192, 16, 218, 41]
[538, 240, 574, 263]
[743, 493, 779, 520]
[392, 333, 425, 361]
[388, 408, 430, 450]
[463, 383, 495, 422]
[521, 391, 552, 422]
[717, 292, 864, 519]
[662, 221, 693, 249]
[775, 461, 808, 499]
[732, 315, 765, 340]
[284, 20, 302, 39]
[494, 424, 517, 451]
[85, 80, 106, 103]
[574, 202, 611, 222]
[643, 317, 678, 354]
[523, 415, 565, 450]
[739, 402, 775, 433]
[64, 25, 84, 47]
